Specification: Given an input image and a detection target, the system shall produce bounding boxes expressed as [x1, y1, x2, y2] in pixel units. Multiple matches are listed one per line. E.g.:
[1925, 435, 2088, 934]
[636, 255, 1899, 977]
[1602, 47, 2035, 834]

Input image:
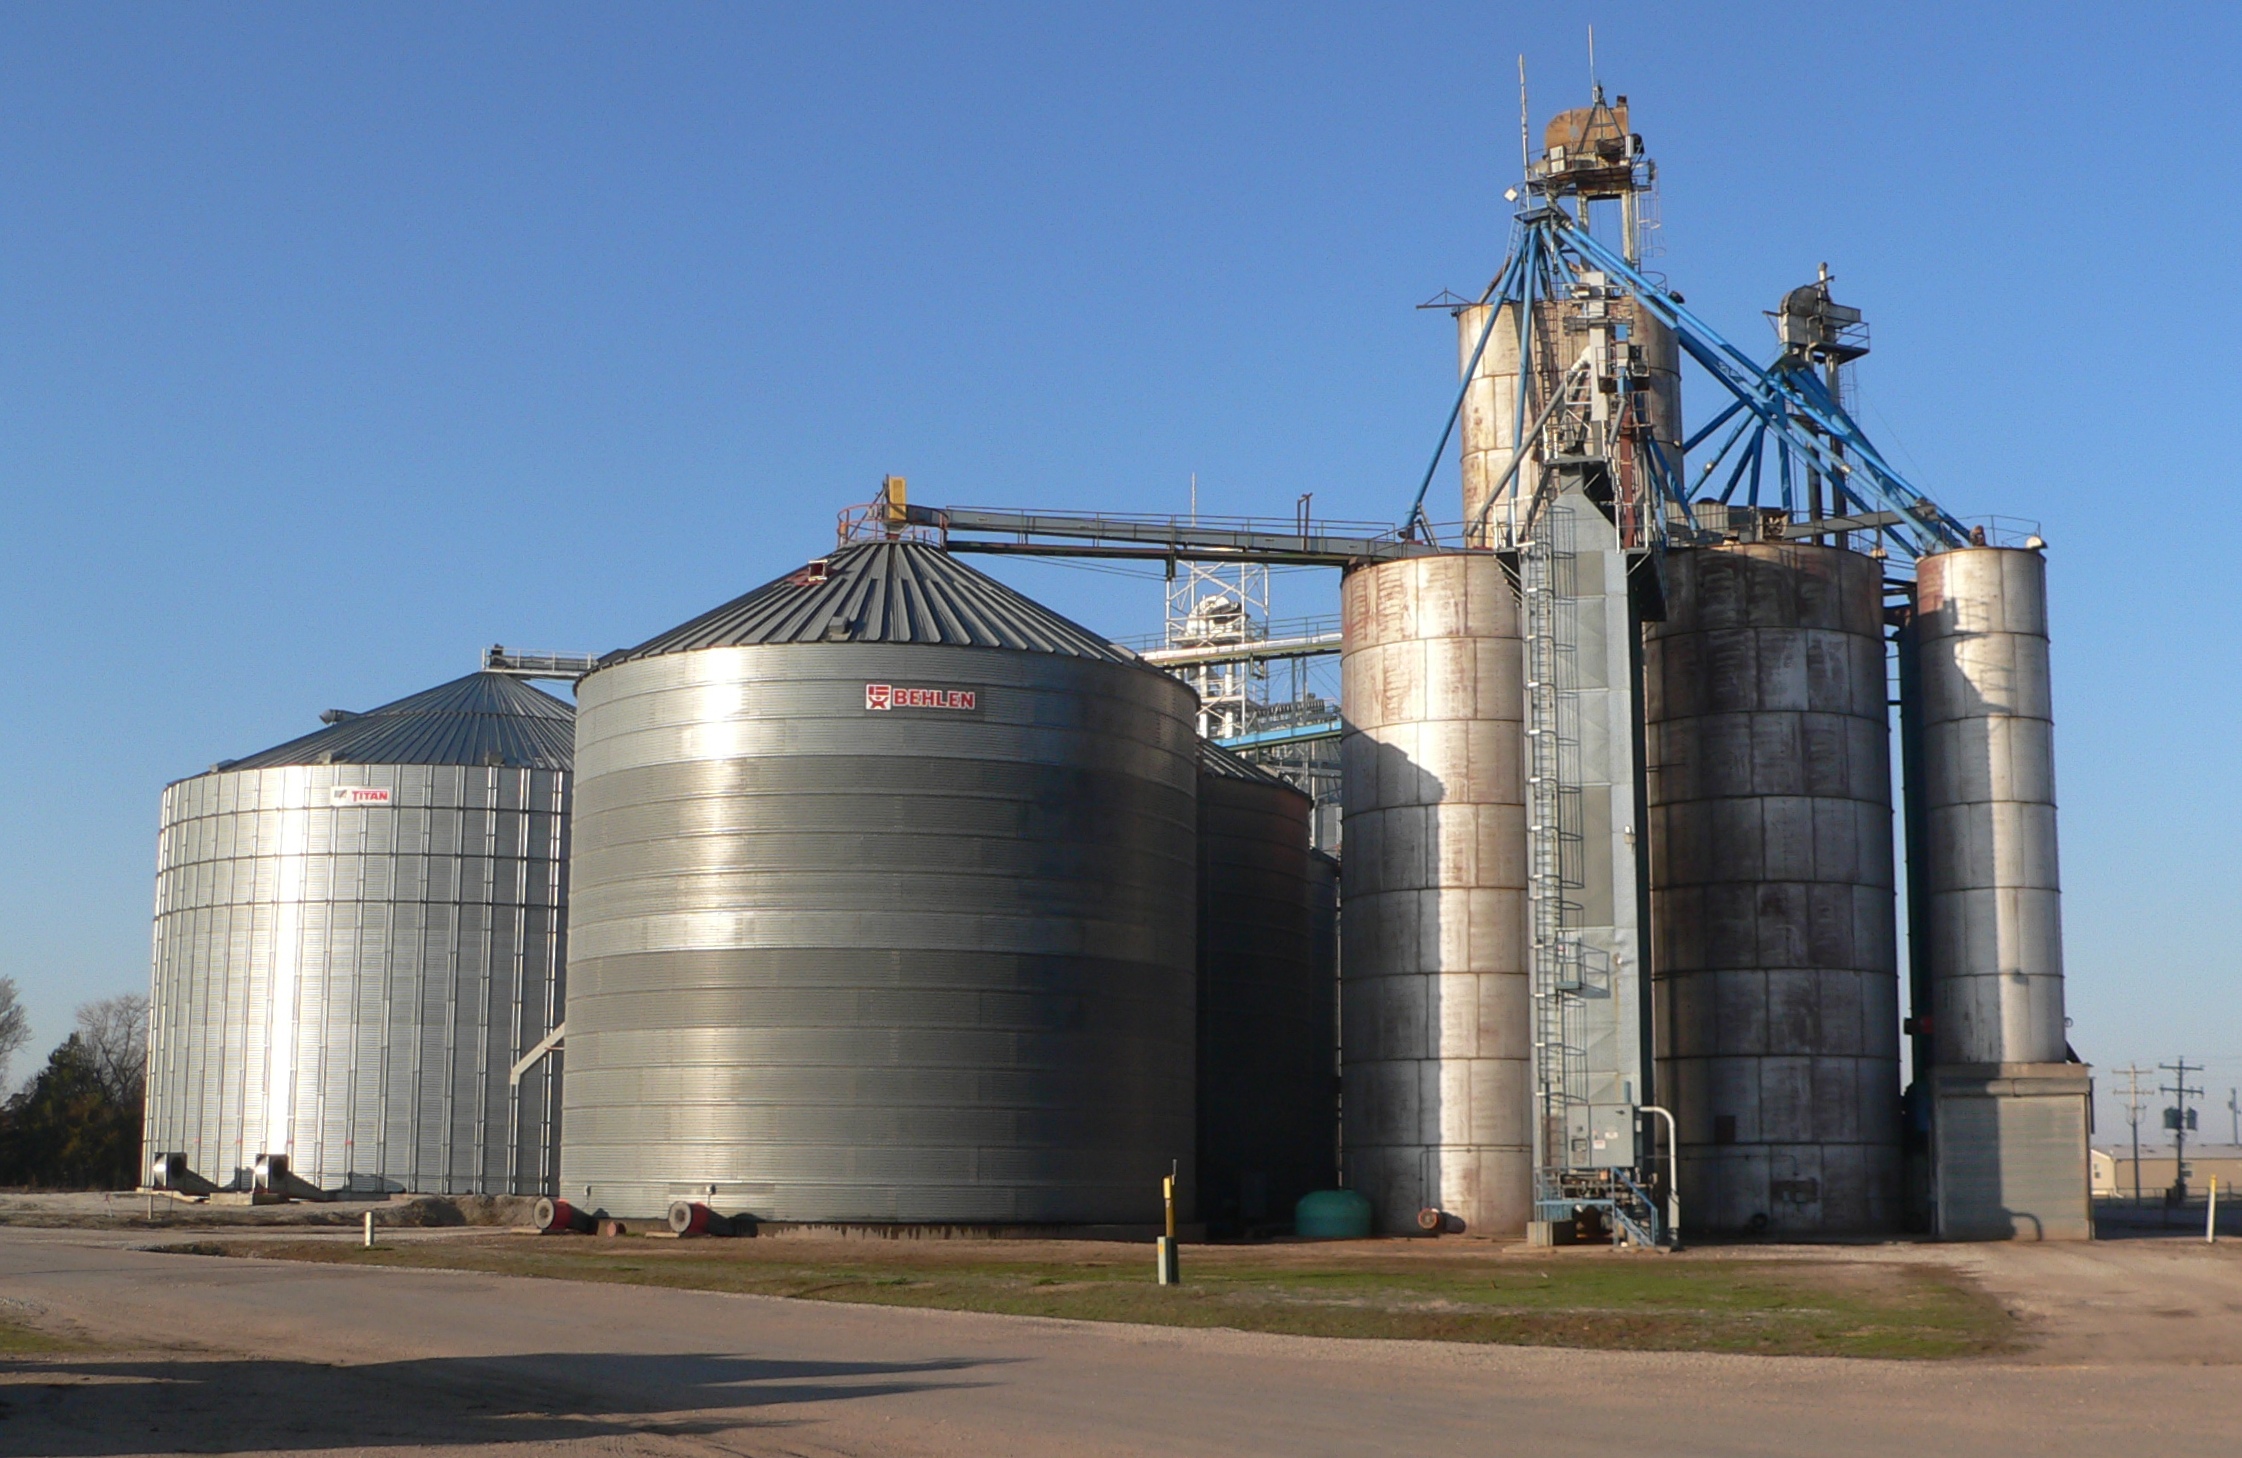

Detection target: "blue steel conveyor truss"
[1408, 204, 1971, 562]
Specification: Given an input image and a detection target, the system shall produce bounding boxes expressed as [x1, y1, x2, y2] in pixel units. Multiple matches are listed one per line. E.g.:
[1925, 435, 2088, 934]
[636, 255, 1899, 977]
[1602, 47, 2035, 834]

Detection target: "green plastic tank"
[1294, 1188, 1373, 1239]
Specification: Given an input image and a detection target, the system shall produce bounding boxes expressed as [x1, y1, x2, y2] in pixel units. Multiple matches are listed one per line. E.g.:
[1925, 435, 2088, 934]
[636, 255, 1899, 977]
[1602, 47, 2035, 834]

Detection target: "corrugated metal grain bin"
[143, 671, 573, 1194]
[1308, 846, 1340, 1178]
[560, 539, 1199, 1222]
[1196, 741, 1337, 1233]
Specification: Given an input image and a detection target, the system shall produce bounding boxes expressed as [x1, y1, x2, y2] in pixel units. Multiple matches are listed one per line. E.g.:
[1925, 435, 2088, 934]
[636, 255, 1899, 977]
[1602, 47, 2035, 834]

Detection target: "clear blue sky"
[3, 4, 2235, 1134]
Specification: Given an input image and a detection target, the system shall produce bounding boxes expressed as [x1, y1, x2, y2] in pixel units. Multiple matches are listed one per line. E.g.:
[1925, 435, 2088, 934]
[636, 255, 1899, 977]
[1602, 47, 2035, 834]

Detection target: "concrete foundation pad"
[1932, 1061, 2092, 1240]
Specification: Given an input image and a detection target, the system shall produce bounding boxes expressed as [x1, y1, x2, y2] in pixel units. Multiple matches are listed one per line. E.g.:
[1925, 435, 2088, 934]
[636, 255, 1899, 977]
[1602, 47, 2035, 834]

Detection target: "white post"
[363, 1211, 375, 1249]
[1641, 1105, 1681, 1245]
[2208, 1178, 2219, 1245]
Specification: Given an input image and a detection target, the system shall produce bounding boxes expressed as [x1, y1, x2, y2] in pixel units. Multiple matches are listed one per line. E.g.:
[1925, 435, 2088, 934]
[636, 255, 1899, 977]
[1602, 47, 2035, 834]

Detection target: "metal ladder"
[1522, 496, 1588, 1217]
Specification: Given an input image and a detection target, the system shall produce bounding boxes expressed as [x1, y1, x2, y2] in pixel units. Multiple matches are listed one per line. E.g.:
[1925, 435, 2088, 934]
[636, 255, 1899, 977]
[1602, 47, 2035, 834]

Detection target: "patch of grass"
[0, 1316, 83, 1355]
[184, 1235, 2018, 1359]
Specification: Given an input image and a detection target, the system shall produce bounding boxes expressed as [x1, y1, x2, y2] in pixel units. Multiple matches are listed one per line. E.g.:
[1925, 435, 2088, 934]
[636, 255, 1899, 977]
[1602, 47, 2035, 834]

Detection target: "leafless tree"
[0, 976, 28, 1088]
[73, 993, 148, 1106]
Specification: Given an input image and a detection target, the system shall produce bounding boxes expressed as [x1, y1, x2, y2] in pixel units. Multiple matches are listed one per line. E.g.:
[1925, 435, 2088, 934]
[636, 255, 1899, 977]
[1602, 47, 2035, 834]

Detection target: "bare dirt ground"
[3, 1222, 2241, 1456]
[1935, 1238, 2242, 1365]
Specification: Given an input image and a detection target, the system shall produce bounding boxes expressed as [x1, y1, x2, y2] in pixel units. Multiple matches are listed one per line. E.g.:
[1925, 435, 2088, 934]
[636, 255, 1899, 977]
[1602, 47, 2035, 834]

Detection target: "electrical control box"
[1566, 1104, 1640, 1170]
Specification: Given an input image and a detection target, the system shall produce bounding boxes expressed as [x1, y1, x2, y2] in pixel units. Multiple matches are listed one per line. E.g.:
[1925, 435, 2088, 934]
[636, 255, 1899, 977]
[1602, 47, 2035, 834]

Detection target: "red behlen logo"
[865, 683, 975, 712]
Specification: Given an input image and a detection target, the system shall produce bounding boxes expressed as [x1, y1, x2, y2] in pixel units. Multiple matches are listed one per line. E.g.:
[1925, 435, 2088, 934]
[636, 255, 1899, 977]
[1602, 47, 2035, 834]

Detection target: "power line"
[2162, 1058, 2206, 1201]
[2115, 1064, 2152, 1204]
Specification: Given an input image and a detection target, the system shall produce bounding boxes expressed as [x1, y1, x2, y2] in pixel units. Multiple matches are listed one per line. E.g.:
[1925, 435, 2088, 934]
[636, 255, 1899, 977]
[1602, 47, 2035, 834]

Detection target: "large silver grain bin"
[561, 539, 1199, 1223]
[1339, 552, 1529, 1236]
[1645, 543, 1902, 1235]
[144, 671, 573, 1194]
[1196, 742, 1336, 1233]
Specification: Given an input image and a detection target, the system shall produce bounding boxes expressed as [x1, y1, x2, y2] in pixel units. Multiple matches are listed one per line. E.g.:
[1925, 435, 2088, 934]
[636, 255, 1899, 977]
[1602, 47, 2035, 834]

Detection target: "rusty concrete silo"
[1645, 542, 1901, 1235]
[1338, 552, 1529, 1235]
[1907, 543, 2089, 1239]
[1457, 299, 1680, 547]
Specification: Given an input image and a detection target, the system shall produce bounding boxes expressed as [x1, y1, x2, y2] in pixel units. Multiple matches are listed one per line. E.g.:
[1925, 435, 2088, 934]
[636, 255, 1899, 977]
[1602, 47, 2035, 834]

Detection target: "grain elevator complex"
[143, 90, 2088, 1243]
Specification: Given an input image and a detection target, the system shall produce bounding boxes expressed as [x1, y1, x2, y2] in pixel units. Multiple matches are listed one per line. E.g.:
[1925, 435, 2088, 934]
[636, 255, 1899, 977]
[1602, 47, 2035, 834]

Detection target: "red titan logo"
[865, 683, 976, 711]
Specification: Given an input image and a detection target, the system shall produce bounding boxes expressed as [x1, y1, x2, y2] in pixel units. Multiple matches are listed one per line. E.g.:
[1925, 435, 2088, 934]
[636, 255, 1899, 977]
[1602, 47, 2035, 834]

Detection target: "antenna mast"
[1517, 57, 1531, 182]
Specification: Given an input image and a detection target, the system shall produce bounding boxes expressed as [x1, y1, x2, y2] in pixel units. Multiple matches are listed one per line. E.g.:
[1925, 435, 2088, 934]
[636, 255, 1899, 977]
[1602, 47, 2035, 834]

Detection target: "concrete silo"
[1338, 552, 1529, 1235]
[1195, 741, 1336, 1233]
[561, 539, 1199, 1224]
[1456, 298, 1680, 549]
[1907, 544, 2089, 1239]
[144, 670, 573, 1194]
[1645, 543, 1902, 1235]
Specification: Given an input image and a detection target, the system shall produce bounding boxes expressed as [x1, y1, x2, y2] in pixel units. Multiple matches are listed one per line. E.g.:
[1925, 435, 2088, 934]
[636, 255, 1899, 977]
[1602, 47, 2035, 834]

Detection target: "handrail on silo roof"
[483, 646, 603, 682]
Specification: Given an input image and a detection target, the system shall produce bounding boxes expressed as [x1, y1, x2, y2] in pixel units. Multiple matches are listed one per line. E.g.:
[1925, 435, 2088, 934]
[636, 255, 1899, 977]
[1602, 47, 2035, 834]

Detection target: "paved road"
[2, 1228, 2237, 1457]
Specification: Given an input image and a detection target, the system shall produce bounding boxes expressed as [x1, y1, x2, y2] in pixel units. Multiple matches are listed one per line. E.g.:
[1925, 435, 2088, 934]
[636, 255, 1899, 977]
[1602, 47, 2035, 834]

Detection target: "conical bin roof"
[603, 539, 1137, 665]
[212, 670, 575, 773]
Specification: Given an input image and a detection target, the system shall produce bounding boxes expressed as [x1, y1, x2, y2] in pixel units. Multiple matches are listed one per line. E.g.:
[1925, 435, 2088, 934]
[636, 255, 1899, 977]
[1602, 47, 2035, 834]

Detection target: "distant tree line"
[0, 976, 148, 1190]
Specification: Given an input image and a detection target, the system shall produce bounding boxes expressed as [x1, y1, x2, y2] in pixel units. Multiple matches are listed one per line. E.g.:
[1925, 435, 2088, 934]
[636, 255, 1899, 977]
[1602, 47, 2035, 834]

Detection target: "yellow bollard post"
[2209, 1177, 2220, 1245]
[1156, 1167, 1181, 1285]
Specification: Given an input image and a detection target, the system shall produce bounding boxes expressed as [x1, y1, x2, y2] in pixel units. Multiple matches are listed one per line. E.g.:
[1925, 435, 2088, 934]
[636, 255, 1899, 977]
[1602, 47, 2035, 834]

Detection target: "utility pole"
[2115, 1065, 2152, 1204]
[2228, 1087, 2239, 1147]
[2162, 1059, 2205, 1203]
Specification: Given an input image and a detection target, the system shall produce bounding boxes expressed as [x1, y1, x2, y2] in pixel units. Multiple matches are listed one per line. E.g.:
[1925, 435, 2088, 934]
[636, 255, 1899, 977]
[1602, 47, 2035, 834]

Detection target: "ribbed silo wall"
[144, 764, 568, 1193]
[1913, 547, 2065, 1065]
[1339, 553, 1530, 1236]
[1196, 756, 1336, 1232]
[1911, 545, 2088, 1241]
[562, 643, 1199, 1222]
[1645, 543, 1901, 1235]
[1308, 847, 1340, 1188]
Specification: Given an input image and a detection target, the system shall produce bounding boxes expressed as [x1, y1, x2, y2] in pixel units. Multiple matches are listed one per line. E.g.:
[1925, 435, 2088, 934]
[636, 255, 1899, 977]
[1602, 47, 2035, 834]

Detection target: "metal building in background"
[1339, 552, 1530, 1235]
[1908, 544, 2089, 1239]
[561, 537, 1200, 1223]
[1196, 741, 1336, 1233]
[1645, 543, 1903, 1234]
[144, 671, 573, 1194]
